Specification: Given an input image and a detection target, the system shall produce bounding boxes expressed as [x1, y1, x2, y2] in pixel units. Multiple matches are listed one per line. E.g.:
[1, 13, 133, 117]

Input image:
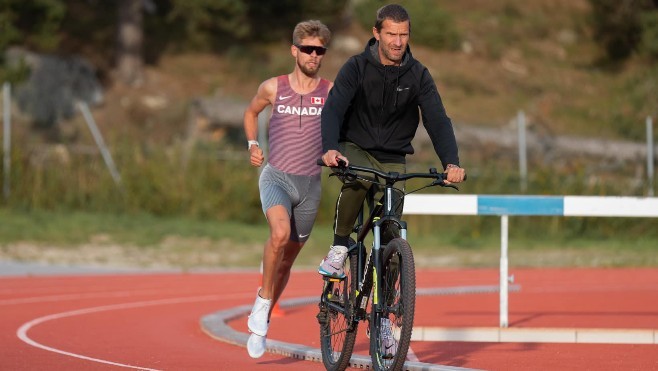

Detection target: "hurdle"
[403, 194, 658, 328]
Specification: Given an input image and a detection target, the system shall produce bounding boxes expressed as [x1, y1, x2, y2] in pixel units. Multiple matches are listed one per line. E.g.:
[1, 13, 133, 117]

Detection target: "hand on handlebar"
[444, 164, 466, 184]
[322, 150, 349, 167]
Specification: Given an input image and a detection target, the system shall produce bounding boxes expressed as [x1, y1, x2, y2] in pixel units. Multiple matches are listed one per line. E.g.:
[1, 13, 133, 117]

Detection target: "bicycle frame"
[320, 181, 400, 330]
[351, 182, 406, 325]
[323, 163, 449, 325]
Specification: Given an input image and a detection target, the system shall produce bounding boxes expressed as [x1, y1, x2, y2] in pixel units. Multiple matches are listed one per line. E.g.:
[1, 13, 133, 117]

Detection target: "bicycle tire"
[318, 247, 360, 371]
[370, 237, 415, 371]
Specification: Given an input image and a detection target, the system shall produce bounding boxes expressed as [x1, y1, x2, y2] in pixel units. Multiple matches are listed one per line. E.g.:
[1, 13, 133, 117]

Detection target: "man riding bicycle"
[318, 3, 466, 278]
[317, 4, 465, 362]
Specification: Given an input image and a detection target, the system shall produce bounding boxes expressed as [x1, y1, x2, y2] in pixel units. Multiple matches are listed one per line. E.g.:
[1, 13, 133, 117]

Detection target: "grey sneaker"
[380, 317, 397, 359]
[318, 245, 348, 278]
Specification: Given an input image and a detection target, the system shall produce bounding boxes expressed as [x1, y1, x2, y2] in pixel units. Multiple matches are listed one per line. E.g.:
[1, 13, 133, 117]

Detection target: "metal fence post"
[77, 101, 122, 186]
[647, 116, 654, 197]
[517, 110, 527, 193]
[2, 82, 10, 200]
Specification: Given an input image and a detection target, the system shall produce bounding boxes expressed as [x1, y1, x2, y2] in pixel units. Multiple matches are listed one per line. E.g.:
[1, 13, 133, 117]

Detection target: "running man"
[243, 20, 333, 358]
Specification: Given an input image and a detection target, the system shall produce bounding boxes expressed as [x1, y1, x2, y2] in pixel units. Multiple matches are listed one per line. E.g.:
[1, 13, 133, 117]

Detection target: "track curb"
[200, 286, 514, 370]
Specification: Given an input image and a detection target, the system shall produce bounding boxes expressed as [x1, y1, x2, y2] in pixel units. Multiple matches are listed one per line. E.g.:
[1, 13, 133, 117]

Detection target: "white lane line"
[1, 289, 173, 305]
[16, 293, 253, 370]
[2, 286, 275, 305]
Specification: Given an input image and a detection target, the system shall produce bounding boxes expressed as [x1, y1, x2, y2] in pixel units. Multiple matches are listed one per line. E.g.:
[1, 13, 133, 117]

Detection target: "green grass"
[1, 209, 656, 270]
[0, 208, 267, 246]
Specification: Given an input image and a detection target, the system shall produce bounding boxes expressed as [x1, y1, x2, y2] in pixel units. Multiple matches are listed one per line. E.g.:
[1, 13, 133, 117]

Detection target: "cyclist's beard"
[298, 58, 321, 77]
[381, 44, 404, 65]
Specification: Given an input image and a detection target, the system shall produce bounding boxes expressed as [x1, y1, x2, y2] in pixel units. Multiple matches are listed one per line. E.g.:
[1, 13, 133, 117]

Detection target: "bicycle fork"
[370, 218, 406, 315]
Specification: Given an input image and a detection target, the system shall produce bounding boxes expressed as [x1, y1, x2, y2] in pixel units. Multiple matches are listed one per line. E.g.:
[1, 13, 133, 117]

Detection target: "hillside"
[2, 2, 657, 269]
[17, 0, 648, 193]
[83, 0, 655, 151]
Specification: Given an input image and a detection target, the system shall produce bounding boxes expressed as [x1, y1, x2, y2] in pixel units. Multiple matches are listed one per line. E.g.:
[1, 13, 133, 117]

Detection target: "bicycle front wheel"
[370, 237, 416, 371]
[318, 247, 359, 371]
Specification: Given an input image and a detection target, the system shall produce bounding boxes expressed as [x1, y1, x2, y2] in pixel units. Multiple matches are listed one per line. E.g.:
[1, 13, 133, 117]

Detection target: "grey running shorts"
[259, 164, 322, 243]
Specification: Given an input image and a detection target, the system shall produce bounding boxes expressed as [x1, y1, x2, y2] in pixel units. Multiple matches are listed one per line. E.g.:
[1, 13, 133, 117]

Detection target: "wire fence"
[1, 81, 657, 207]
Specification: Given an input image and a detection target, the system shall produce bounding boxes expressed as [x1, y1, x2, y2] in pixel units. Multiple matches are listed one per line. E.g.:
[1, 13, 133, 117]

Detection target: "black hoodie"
[321, 37, 459, 167]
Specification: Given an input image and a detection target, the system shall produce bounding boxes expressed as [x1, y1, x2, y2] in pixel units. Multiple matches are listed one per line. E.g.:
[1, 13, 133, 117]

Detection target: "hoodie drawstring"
[394, 67, 400, 109]
[380, 66, 387, 113]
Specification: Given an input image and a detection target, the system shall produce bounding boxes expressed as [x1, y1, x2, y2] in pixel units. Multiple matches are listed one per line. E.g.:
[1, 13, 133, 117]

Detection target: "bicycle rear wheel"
[318, 247, 359, 371]
[370, 237, 415, 371]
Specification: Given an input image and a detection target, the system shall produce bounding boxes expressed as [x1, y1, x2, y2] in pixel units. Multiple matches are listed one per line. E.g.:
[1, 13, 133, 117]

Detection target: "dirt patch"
[0, 238, 264, 271]
[2, 240, 655, 272]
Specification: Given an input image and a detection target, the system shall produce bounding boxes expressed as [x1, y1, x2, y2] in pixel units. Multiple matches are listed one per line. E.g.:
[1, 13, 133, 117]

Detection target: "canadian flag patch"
[311, 97, 325, 105]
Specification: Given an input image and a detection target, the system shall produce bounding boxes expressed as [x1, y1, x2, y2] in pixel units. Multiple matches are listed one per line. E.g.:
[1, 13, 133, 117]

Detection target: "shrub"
[640, 11, 658, 59]
[589, 0, 658, 61]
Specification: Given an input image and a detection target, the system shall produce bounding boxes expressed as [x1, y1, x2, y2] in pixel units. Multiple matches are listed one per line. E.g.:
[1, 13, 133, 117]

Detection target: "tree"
[116, 0, 144, 86]
[0, 0, 65, 83]
[589, 0, 658, 61]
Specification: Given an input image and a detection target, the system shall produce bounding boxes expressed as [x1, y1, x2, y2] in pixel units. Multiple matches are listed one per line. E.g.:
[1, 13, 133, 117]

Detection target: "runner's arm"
[244, 78, 276, 167]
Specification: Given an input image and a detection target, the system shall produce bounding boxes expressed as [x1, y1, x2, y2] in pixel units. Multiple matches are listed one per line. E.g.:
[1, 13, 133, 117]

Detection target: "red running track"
[1, 268, 657, 370]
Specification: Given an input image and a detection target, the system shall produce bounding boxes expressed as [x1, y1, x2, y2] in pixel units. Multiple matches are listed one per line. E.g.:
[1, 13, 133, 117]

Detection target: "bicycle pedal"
[322, 276, 344, 282]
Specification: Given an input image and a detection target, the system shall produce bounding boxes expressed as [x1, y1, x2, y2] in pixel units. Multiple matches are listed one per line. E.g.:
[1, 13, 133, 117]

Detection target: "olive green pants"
[332, 142, 406, 237]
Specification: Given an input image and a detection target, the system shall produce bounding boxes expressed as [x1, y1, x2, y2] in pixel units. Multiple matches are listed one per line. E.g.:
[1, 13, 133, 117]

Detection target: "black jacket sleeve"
[321, 56, 361, 152]
[418, 67, 460, 168]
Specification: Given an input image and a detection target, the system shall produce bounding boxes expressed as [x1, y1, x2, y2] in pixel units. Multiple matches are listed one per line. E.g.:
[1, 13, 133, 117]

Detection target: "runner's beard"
[298, 58, 321, 77]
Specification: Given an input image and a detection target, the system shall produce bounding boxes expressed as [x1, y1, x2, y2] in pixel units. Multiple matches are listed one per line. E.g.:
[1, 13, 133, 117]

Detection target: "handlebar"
[316, 158, 464, 188]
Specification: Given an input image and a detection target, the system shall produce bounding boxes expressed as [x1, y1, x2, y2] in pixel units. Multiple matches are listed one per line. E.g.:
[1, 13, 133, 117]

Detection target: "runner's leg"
[261, 205, 291, 300]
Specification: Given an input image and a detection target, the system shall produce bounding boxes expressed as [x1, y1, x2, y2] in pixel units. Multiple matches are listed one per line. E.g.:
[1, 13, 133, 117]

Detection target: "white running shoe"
[380, 317, 397, 358]
[247, 289, 271, 337]
[318, 245, 348, 278]
[247, 333, 266, 358]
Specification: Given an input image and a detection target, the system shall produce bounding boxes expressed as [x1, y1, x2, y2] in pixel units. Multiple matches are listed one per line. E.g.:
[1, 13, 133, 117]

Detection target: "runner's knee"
[269, 226, 290, 248]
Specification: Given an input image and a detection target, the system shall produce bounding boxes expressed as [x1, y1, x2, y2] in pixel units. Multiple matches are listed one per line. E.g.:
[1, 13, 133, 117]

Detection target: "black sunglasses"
[295, 44, 327, 55]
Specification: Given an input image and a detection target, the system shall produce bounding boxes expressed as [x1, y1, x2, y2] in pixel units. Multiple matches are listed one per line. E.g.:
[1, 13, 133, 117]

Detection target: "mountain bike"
[316, 160, 462, 371]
